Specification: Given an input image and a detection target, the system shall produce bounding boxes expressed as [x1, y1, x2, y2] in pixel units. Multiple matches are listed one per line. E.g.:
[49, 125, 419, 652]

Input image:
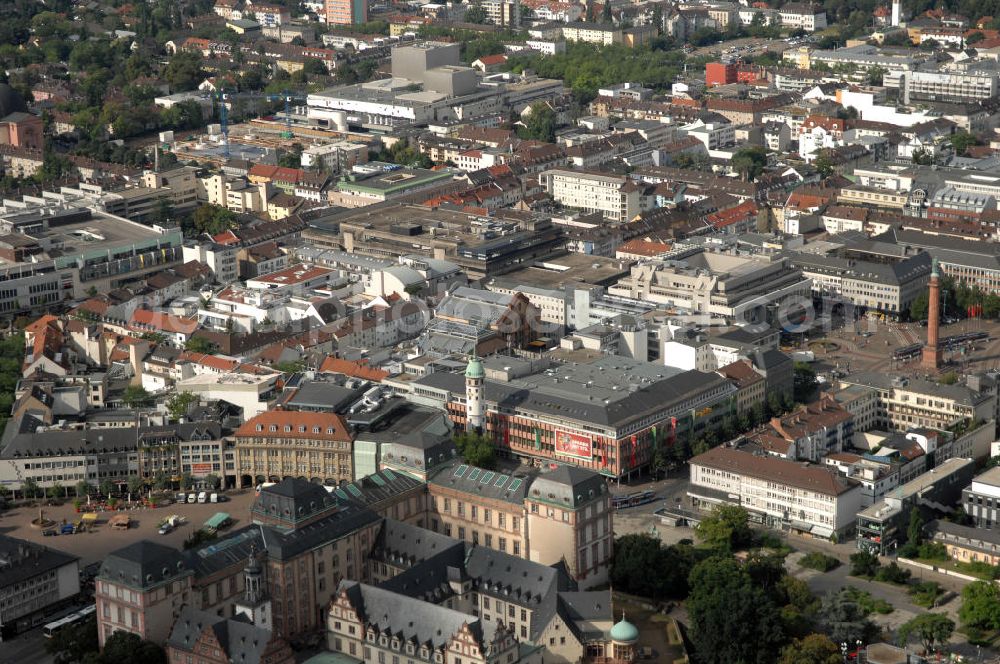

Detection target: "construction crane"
[213, 89, 306, 153]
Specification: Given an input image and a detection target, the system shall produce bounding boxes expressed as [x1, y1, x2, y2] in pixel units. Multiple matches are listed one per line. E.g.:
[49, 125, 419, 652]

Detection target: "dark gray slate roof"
[2, 421, 221, 458]
[371, 519, 463, 569]
[99, 540, 190, 590]
[427, 461, 531, 506]
[258, 502, 381, 561]
[251, 478, 338, 527]
[0, 534, 78, 589]
[339, 580, 490, 650]
[528, 464, 608, 509]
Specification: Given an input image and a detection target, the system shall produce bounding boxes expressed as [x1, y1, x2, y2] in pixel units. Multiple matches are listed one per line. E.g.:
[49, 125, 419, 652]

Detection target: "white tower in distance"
[465, 355, 485, 433]
[891, 0, 900, 26]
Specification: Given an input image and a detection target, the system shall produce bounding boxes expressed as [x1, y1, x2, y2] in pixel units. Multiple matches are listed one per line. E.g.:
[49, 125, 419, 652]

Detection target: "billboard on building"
[555, 431, 593, 460]
[191, 463, 214, 476]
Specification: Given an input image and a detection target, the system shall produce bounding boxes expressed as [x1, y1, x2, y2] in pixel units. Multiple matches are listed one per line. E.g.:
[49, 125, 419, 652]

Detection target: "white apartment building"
[778, 2, 827, 31]
[689, 445, 863, 539]
[539, 169, 651, 222]
[560, 22, 622, 45]
[678, 118, 735, 150]
[300, 141, 369, 173]
[181, 242, 239, 285]
[481, 0, 521, 27]
[902, 70, 1000, 104]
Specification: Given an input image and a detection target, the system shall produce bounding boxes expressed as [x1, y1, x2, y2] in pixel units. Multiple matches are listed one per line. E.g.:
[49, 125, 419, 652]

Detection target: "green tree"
[950, 130, 979, 156]
[865, 65, 888, 86]
[687, 556, 786, 664]
[518, 102, 557, 143]
[122, 385, 153, 409]
[793, 362, 818, 403]
[166, 391, 199, 419]
[897, 613, 954, 652]
[76, 480, 92, 498]
[960, 580, 1000, 631]
[778, 634, 841, 664]
[909, 292, 929, 321]
[153, 471, 171, 490]
[127, 476, 145, 497]
[21, 477, 39, 499]
[47, 482, 65, 499]
[875, 562, 911, 585]
[465, 4, 487, 23]
[453, 431, 497, 469]
[99, 631, 168, 664]
[694, 504, 752, 552]
[99, 480, 116, 497]
[188, 204, 237, 237]
[849, 550, 881, 578]
[818, 588, 879, 646]
[204, 474, 221, 490]
[302, 58, 329, 76]
[611, 534, 696, 599]
[46, 615, 98, 663]
[163, 51, 203, 92]
[184, 336, 218, 354]
[731, 146, 768, 181]
[179, 473, 194, 491]
[912, 147, 934, 165]
[814, 155, 835, 178]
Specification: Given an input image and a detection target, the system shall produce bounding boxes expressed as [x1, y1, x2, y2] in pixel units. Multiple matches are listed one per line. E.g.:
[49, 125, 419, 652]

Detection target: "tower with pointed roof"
[465, 354, 485, 433]
[235, 545, 271, 628]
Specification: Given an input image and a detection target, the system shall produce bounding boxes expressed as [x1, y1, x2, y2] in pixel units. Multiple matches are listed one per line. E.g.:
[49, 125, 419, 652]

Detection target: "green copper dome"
[610, 615, 639, 643]
[465, 356, 485, 379]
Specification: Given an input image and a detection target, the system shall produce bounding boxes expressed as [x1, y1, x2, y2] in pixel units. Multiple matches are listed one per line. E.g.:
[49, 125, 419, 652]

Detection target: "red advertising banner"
[191, 463, 213, 476]
[555, 432, 593, 460]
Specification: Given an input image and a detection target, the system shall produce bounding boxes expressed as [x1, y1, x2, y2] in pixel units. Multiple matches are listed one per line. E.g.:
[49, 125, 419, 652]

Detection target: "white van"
[209, 493, 218, 503]
[187, 493, 197, 503]
[197, 491, 208, 503]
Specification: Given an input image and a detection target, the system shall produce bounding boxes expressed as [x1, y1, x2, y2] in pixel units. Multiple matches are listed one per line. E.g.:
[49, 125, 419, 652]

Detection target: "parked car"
[209, 493, 218, 503]
[197, 492, 207, 503]
[158, 523, 173, 535]
[175, 492, 186, 503]
[187, 493, 197, 503]
[60, 524, 76, 535]
[42, 529, 57, 537]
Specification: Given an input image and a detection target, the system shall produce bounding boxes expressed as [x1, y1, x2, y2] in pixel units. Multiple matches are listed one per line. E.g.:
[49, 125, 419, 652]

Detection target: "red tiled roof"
[319, 357, 390, 382]
[475, 54, 507, 66]
[234, 410, 353, 441]
[707, 200, 758, 228]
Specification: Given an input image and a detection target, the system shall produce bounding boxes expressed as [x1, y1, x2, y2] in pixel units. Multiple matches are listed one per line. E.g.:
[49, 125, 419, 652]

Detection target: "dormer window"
[269, 425, 277, 432]
[256, 424, 263, 432]
[327, 427, 334, 434]
[299, 426, 306, 433]
[312, 426, 320, 433]
[284, 425, 292, 433]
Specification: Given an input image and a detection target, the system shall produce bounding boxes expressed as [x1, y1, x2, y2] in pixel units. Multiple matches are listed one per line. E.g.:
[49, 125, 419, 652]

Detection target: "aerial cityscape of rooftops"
[16, 1, 1000, 664]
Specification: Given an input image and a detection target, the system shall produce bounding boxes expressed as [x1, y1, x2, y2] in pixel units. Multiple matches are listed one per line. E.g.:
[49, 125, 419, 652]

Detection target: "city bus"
[43, 605, 96, 638]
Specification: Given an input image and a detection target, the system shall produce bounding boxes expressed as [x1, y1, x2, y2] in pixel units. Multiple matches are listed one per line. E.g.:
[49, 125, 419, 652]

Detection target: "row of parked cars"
[175, 491, 228, 504]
